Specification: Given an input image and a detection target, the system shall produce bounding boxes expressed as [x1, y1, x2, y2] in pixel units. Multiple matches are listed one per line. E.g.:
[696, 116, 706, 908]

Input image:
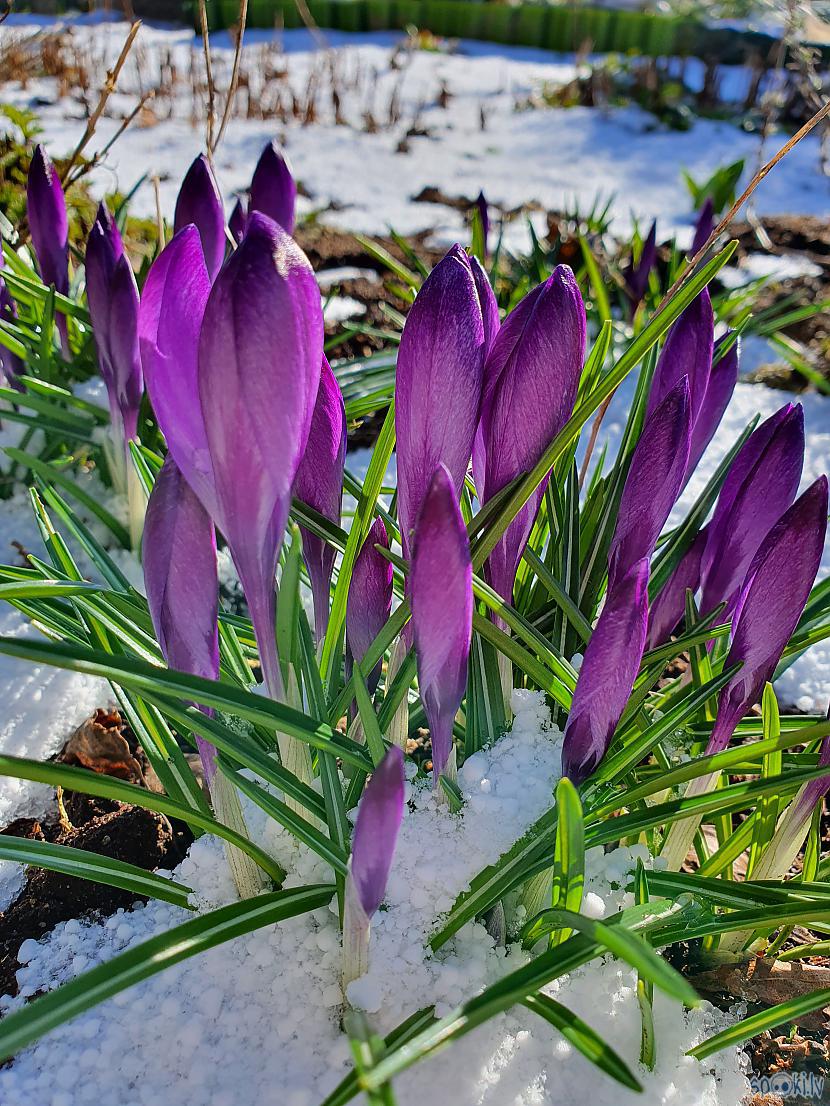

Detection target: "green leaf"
[688, 987, 830, 1061]
[549, 777, 584, 946]
[0, 885, 335, 1063]
[0, 835, 193, 909]
[0, 754, 285, 884]
[352, 656, 387, 767]
[522, 992, 641, 1092]
[0, 634, 373, 770]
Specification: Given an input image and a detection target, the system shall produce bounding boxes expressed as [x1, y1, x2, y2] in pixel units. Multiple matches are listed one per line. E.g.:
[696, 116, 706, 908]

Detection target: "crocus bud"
[691, 196, 715, 256]
[143, 454, 219, 784]
[644, 525, 708, 652]
[396, 244, 487, 561]
[474, 190, 489, 257]
[27, 144, 69, 353]
[608, 377, 691, 590]
[294, 355, 346, 645]
[411, 465, 472, 782]
[0, 262, 23, 390]
[684, 331, 739, 480]
[479, 265, 586, 605]
[174, 153, 226, 281]
[198, 212, 323, 701]
[706, 477, 828, 756]
[700, 403, 804, 619]
[86, 204, 144, 443]
[562, 559, 650, 785]
[346, 518, 393, 696]
[470, 254, 499, 357]
[229, 197, 247, 244]
[343, 745, 405, 987]
[249, 140, 296, 234]
[624, 220, 657, 313]
[139, 225, 215, 513]
[646, 289, 713, 424]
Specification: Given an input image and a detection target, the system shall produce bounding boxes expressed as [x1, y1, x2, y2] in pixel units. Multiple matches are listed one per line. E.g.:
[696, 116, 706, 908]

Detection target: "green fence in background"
[204, 0, 685, 55]
[196, 0, 800, 64]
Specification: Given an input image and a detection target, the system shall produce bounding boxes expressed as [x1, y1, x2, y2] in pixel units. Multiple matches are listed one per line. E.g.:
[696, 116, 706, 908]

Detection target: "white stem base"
[211, 770, 269, 900]
[659, 771, 718, 871]
[386, 636, 409, 751]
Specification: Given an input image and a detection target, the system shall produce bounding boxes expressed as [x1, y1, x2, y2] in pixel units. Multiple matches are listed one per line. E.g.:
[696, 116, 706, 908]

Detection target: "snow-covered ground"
[0, 17, 826, 1104]
[0, 17, 827, 250]
[0, 692, 751, 1106]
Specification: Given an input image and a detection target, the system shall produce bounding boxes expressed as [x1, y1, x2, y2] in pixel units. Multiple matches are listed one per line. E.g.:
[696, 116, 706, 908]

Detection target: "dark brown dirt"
[0, 710, 193, 999]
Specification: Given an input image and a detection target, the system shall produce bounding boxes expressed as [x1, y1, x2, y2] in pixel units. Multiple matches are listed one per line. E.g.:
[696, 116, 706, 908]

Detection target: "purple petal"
[700, 403, 804, 618]
[0, 264, 24, 389]
[691, 197, 715, 256]
[684, 331, 739, 480]
[562, 558, 650, 785]
[198, 211, 323, 696]
[229, 197, 247, 244]
[346, 518, 393, 696]
[647, 289, 713, 425]
[645, 524, 708, 652]
[624, 221, 657, 310]
[396, 244, 487, 561]
[27, 144, 68, 298]
[411, 464, 472, 781]
[105, 254, 143, 443]
[608, 376, 691, 589]
[707, 476, 828, 754]
[138, 225, 215, 512]
[480, 265, 586, 604]
[249, 140, 296, 234]
[294, 355, 346, 644]
[143, 454, 219, 782]
[350, 745, 405, 918]
[174, 154, 226, 281]
[27, 144, 69, 352]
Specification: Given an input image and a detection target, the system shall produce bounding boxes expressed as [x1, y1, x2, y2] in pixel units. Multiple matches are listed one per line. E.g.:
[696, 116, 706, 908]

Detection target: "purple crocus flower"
[410, 464, 473, 782]
[143, 454, 219, 785]
[644, 525, 709, 652]
[0, 261, 24, 390]
[691, 197, 715, 256]
[249, 140, 296, 234]
[470, 254, 499, 356]
[562, 558, 650, 785]
[706, 476, 828, 756]
[346, 518, 393, 697]
[198, 212, 323, 699]
[27, 144, 69, 353]
[699, 403, 804, 619]
[86, 203, 144, 445]
[174, 153, 226, 281]
[343, 744, 405, 986]
[624, 220, 657, 314]
[229, 197, 247, 244]
[294, 355, 346, 645]
[396, 244, 488, 562]
[138, 225, 215, 513]
[684, 331, 739, 480]
[608, 377, 691, 590]
[478, 266, 586, 605]
[646, 289, 713, 424]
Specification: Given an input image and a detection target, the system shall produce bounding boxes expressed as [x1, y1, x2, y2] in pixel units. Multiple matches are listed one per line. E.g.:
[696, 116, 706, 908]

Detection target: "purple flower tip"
[411, 464, 472, 781]
[249, 140, 297, 235]
[346, 517, 393, 696]
[350, 745, 405, 919]
[174, 153, 226, 281]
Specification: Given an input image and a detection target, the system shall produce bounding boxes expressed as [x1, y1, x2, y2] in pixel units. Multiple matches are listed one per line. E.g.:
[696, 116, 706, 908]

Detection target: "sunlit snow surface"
[0, 17, 825, 1103]
[0, 693, 750, 1106]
